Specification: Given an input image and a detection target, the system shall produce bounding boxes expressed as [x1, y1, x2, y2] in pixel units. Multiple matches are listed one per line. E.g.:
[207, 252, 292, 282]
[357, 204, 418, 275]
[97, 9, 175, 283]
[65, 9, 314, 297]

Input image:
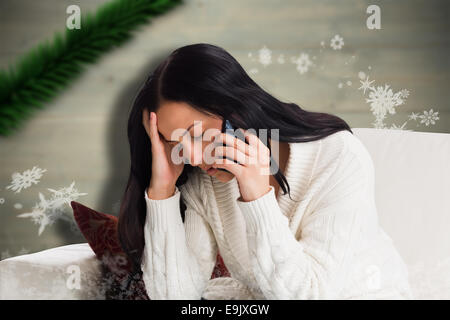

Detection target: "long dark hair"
[118, 43, 352, 279]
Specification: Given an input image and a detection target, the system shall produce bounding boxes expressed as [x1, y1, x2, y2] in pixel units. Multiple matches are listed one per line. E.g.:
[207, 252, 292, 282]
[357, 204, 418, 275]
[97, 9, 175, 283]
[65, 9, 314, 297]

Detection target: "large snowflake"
[5, 166, 47, 193]
[17, 181, 87, 235]
[365, 84, 404, 120]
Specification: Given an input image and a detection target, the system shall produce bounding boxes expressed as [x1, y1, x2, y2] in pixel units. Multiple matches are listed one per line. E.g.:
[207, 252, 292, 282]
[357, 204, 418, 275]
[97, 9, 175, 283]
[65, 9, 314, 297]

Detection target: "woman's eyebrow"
[159, 123, 195, 142]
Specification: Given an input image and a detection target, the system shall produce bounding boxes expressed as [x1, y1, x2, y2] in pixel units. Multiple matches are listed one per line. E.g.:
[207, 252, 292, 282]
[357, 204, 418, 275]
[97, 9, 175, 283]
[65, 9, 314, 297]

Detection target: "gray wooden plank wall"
[0, 0, 448, 258]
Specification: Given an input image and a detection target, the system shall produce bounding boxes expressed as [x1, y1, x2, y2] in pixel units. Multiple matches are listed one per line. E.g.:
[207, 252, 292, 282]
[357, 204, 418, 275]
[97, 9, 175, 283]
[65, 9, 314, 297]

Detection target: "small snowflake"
[400, 89, 410, 98]
[0, 198, 4, 205]
[358, 76, 375, 94]
[418, 108, 439, 126]
[248, 68, 258, 75]
[330, 34, 344, 50]
[291, 53, 313, 74]
[6, 166, 47, 193]
[338, 82, 343, 89]
[258, 45, 272, 67]
[408, 112, 420, 121]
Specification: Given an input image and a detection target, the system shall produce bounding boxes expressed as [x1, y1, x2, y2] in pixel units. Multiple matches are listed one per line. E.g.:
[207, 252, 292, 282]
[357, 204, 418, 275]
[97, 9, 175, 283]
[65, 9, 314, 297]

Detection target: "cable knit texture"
[140, 130, 414, 300]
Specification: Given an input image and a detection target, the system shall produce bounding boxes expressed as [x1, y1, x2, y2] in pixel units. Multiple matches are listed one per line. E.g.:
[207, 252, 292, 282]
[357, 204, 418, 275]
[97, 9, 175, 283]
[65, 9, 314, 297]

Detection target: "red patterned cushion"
[211, 251, 231, 279]
[70, 200, 230, 299]
[70, 201, 147, 299]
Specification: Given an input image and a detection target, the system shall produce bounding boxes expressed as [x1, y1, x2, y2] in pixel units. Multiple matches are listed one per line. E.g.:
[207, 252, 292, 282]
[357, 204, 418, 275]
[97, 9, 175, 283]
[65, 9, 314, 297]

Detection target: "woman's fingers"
[143, 109, 164, 151]
[142, 109, 151, 137]
[214, 132, 256, 158]
[149, 111, 157, 140]
[214, 145, 249, 166]
[213, 157, 243, 177]
[149, 111, 163, 145]
[242, 129, 270, 156]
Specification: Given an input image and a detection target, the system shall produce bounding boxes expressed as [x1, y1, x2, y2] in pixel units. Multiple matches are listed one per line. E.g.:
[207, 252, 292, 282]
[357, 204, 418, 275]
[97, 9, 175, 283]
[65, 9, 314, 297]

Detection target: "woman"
[118, 43, 413, 300]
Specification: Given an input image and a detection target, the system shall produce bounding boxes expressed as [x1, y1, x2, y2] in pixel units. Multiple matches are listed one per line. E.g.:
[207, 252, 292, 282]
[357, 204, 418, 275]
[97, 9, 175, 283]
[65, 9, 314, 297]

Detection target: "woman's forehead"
[156, 102, 217, 140]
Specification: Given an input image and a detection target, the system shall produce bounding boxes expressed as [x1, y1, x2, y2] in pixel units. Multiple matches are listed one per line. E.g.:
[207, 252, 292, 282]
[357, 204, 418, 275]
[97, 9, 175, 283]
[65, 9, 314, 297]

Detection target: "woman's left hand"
[212, 129, 272, 202]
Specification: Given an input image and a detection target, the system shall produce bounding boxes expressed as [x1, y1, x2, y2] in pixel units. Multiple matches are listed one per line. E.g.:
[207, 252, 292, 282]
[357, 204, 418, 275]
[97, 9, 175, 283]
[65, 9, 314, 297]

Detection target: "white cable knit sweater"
[141, 130, 413, 300]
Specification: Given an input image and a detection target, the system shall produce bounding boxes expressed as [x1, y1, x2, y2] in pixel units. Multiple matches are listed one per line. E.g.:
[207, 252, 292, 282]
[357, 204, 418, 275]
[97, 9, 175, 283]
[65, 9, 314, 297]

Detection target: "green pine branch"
[0, 0, 183, 136]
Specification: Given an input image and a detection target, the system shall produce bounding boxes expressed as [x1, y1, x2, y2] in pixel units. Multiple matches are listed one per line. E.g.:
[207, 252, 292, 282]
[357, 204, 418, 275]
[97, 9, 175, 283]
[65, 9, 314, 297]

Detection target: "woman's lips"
[207, 167, 218, 175]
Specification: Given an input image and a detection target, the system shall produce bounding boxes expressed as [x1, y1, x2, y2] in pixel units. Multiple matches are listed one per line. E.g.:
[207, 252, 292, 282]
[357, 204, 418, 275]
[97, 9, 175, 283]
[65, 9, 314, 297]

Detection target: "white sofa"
[1, 127, 449, 299]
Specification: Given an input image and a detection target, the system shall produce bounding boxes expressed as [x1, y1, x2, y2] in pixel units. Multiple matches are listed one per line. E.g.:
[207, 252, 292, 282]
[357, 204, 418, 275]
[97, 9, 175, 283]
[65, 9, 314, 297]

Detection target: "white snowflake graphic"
[418, 108, 439, 126]
[277, 54, 285, 64]
[17, 181, 87, 236]
[5, 166, 47, 193]
[258, 45, 272, 67]
[365, 84, 404, 120]
[358, 75, 439, 130]
[0, 198, 4, 205]
[358, 76, 375, 95]
[400, 89, 410, 98]
[408, 112, 420, 121]
[330, 34, 344, 50]
[291, 53, 313, 74]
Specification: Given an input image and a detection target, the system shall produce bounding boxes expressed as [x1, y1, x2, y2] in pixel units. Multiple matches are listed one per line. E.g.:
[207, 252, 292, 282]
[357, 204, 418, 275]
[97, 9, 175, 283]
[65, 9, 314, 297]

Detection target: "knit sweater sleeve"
[236, 134, 369, 299]
[140, 185, 218, 300]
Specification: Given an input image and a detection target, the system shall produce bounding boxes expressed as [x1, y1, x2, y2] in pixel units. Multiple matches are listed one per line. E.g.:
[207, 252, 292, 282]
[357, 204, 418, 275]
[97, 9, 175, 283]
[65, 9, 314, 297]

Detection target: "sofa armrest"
[0, 243, 105, 299]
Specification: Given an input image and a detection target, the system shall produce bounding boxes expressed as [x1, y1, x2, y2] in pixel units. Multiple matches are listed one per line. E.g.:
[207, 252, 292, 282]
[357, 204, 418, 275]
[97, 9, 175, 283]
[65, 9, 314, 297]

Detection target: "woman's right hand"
[142, 109, 185, 198]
